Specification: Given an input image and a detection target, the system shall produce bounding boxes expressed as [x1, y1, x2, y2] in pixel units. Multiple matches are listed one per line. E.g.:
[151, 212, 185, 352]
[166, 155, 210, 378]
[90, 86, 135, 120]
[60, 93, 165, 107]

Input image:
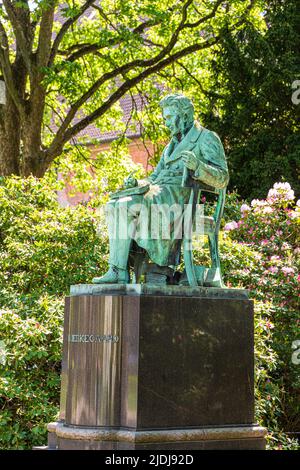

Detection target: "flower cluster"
[222, 182, 299, 447]
[267, 182, 295, 203]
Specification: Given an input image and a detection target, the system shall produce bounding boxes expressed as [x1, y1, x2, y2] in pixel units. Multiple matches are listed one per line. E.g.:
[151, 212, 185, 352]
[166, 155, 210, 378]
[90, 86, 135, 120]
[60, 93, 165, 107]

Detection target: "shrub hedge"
[0, 177, 298, 449]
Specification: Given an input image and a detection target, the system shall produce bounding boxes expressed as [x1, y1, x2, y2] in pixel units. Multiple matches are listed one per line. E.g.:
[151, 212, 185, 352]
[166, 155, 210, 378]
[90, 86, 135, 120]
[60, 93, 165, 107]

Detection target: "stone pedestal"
[47, 285, 266, 450]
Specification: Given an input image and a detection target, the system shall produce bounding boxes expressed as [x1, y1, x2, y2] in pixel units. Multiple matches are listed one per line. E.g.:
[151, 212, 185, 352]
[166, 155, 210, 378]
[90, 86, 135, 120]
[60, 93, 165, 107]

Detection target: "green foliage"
[201, 0, 300, 199]
[42, 0, 260, 155]
[223, 182, 300, 448]
[0, 176, 108, 448]
[45, 142, 145, 208]
[0, 177, 299, 450]
[134, 0, 299, 200]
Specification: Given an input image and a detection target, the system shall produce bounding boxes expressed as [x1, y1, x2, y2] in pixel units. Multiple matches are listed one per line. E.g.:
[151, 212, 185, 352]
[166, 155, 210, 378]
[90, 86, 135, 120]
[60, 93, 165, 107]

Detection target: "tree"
[0, 0, 259, 177]
[144, 0, 299, 200]
[201, 0, 300, 199]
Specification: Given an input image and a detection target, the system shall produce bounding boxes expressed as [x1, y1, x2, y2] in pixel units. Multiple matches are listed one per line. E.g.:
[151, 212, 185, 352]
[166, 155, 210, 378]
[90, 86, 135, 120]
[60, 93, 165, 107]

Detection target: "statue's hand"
[137, 179, 149, 187]
[181, 151, 199, 171]
[123, 175, 138, 189]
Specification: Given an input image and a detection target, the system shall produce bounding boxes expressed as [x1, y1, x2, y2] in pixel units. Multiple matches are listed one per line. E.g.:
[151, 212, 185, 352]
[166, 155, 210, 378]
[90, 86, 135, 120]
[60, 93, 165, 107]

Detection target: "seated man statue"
[93, 93, 229, 284]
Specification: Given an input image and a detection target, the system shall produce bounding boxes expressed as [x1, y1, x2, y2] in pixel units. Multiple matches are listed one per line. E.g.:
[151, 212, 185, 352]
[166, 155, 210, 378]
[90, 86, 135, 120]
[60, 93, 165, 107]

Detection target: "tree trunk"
[0, 96, 21, 176]
[21, 81, 47, 178]
[21, 118, 44, 177]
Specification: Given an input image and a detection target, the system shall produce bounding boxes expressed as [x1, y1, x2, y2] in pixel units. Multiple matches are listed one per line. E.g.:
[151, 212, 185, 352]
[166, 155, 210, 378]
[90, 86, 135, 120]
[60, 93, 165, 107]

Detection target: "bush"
[0, 177, 299, 449]
[223, 182, 299, 448]
[0, 176, 108, 448]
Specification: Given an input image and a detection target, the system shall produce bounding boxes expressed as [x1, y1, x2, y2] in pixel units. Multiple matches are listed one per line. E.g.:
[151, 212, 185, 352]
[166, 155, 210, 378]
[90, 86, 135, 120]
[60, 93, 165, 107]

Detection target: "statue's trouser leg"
[106, 195, 143, 270]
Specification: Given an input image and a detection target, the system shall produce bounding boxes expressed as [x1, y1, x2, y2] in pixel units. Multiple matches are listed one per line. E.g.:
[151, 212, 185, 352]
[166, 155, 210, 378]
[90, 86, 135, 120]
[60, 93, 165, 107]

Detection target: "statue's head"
[159, 94, 194, 137]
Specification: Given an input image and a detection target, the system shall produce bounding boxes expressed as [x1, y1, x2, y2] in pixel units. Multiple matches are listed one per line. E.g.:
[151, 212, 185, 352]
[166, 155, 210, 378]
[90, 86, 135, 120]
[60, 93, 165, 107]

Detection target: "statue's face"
[162, 106, 183, 136]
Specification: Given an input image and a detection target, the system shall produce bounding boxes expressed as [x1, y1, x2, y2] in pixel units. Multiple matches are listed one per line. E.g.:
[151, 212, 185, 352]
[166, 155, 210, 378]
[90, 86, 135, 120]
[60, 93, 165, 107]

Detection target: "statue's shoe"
[92, 266, 129, 284]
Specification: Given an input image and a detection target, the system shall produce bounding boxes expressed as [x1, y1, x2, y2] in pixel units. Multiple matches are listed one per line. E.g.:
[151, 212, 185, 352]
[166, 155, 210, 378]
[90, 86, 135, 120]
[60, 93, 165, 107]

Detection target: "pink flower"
[251, 199, 267, 208]
[262, 206, 273, 214]
[297, 275, 300, 283]
[274, 182, 291, 190]
[241, 204, 251, 213]
[269, 266, 278, 274]
[261, 239, 269, 246]
[290, 211, 299, 220]
[281, 267, 295, 276]
[224, 221, 238, 231]
[267, 182, 295, 202]
[267, 188, 278, 200]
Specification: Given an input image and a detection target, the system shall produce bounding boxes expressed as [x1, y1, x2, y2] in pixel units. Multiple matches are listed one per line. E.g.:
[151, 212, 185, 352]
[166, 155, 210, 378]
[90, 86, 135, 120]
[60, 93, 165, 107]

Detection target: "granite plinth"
[70, 283, 249, 299]
[47, 285, 266, 450]
[47, 421, 266, 450]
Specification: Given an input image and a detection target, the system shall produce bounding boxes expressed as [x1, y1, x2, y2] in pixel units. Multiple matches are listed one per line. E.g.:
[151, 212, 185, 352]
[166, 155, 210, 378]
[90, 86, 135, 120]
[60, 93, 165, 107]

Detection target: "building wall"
[57, 137, 155, 206]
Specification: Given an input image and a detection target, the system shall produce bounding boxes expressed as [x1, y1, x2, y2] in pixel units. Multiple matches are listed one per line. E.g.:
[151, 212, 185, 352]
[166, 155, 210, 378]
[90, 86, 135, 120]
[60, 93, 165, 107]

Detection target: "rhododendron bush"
[222, 182, 299, 448]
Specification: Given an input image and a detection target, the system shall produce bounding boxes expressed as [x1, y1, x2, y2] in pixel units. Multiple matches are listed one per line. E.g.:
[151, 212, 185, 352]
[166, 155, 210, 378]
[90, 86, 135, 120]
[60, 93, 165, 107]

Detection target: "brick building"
[57, 93, 154, 206]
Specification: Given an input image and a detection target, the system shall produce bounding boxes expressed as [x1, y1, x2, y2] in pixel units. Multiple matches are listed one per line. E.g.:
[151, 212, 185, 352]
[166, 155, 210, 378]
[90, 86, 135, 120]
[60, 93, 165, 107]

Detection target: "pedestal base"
[48, 422, 266, 450]
[45, 285, 267, 450]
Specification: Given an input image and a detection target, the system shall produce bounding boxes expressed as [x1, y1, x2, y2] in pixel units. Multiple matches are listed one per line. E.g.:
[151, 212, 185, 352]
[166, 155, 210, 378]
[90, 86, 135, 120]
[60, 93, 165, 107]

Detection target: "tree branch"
[91, 4, 119, 32]
[2, 0, 32, 74]
[36, 1, 57, 68]
[185, 0, 225, 28]
[48, 0, 96, 66]
[46, 0, 195, 144]
[64, 3, 189, 62]
[176, 60, 225, 99]
[44, 0, 256, 165]
[0, 18, 24, 114]
[45, 36, 219, 161]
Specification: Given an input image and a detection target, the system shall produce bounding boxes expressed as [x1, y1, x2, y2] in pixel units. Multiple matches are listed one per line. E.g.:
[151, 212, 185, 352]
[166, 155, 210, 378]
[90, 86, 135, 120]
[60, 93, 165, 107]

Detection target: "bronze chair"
[181, 181, 226, 288]
[130, 176, 226, 287]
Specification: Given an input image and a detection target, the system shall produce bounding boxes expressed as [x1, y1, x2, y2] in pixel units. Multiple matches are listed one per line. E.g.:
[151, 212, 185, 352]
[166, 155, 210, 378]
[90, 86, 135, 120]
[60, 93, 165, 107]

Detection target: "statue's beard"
[177, 116, 193, 138]
[169, 115, 194, 139]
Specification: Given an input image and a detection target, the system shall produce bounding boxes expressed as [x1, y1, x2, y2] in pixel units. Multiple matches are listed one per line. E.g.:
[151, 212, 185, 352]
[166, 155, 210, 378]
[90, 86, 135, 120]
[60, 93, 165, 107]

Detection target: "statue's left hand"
[181, 151, 199, 171]
[123, 175, 138, 188]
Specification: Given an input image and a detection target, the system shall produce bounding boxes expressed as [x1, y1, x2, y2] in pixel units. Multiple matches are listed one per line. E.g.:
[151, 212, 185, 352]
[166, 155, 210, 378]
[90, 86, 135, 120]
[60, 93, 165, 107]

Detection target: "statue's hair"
[159, 93, 194, 118]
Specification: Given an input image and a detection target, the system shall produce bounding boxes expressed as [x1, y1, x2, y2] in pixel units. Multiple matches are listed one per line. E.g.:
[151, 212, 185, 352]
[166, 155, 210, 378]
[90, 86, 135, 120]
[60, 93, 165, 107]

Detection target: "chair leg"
[208, 232, 220, 269]
[130, 251, 147, 283]
[183, 239, 200, 287]
[208, 232, 224, 287]
[183, 189, 200, 287]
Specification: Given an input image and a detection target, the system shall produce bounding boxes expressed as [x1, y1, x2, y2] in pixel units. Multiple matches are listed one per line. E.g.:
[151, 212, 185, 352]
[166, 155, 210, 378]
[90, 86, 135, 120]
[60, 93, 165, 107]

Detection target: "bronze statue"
[93, 94, 229, 285]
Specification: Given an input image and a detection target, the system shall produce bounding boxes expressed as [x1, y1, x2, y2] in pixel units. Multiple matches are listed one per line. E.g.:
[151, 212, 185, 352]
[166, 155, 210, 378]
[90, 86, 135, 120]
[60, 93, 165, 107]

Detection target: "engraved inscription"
[69, 334, 119, 343]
